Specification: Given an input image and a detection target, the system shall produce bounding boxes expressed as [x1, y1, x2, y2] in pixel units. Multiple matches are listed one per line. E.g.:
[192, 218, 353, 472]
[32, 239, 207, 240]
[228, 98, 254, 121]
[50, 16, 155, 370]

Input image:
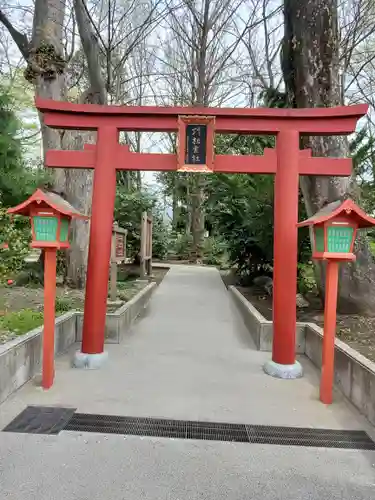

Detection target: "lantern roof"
[297, 198, 375, 229]
[7, 189, 88, 219]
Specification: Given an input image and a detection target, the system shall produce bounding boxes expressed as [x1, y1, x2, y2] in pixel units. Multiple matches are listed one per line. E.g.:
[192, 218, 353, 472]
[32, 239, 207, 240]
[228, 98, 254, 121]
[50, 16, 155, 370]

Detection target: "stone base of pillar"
[72, 351, 108, 369]
[263, 359, 303, 379]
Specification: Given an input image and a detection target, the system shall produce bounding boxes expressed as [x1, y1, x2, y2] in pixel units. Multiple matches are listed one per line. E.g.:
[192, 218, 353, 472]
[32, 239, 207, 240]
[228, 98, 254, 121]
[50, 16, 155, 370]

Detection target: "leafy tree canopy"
[0, 86, 46, 207]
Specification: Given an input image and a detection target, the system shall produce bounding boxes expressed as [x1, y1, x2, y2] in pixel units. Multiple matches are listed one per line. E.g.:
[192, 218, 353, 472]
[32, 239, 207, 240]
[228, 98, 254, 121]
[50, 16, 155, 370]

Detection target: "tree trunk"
[172, 177, 179, 230]
[19, 0, 94, 288]
[31, 0, 105, 288]
[189, 1, 209, 264]
[30, 0, 67, 193]
[283, 0, 375, 314]
[62, 126, 94, 288]
[190, 174, 205, 263]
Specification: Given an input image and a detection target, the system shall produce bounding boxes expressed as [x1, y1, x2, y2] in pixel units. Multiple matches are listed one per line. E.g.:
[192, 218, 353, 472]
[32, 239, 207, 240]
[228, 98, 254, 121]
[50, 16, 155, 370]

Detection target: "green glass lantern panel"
[33, 216, 58, 241]
[314, 227, 325, 252]
[60, 218, 70, 242]
[327, 225, 354, 253]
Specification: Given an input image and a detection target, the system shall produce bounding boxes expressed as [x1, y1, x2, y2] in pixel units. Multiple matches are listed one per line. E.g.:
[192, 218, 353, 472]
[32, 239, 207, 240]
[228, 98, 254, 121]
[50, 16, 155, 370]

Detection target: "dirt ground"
[0, 264, 168, 345]
[237, 285, 375, 363]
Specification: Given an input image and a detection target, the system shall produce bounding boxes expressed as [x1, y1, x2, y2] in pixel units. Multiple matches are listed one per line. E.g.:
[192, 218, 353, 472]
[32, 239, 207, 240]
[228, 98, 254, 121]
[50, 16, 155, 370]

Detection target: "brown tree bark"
[0, 0, 107, 288]
[283, 0, 375, 314]
[62, 0, 107, 287]
[188, 0, 210, 263]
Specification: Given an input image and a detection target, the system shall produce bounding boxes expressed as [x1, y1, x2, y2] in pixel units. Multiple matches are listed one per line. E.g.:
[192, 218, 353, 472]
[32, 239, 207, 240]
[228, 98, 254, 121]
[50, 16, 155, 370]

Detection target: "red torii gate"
[36, 98, 367, 377]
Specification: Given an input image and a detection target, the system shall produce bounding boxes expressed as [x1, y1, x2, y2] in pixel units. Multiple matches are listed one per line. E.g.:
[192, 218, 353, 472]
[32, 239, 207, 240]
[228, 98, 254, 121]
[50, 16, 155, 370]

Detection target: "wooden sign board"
[109, 223, 127, 301]
[186, 124, 207, 165]
[111, 224, 127, 263]
[115, 232, 125, 260]
[140, 211, 153, 278]
[177, 115, 215, 172]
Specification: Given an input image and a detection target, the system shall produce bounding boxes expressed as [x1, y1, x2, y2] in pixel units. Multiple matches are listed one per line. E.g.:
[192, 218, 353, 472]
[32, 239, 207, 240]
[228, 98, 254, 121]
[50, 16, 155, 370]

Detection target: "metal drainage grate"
[3, 406, 76, 435]
[3, 407, 375, 450]
[64, 414, 249, 442]
[246, 425, 375, 450]
[64, 413, 375, 450]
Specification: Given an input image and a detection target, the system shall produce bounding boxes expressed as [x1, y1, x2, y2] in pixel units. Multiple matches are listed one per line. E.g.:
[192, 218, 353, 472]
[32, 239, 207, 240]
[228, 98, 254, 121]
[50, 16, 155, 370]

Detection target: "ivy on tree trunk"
[283, 0, 375, 314]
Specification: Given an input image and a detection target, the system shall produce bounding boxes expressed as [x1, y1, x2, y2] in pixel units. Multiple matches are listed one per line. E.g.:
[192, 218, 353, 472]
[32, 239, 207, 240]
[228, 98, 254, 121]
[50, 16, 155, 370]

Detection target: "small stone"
[32, 374, 43, 386]
[296, 293, 309, 308]
[253, 276, 273, 296]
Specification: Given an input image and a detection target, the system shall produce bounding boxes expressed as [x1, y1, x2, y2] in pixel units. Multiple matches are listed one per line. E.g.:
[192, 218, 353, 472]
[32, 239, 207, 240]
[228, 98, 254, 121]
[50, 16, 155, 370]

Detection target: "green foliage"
[0, 83, 48, 219]
[55, 296, 74, 313]
[350, 125, 375, 178]
[260, 88, 288, 108]
[202, 236, 229, 268]
[116, 282, 146, 302]
[0, 297, 77, 336]
[169, 232, 193, 260]
[117, 280, 137, 289]
[167, 232, 229, 267]
[206, 172, 274, 275]
[14, 267, 44, 286]
[297, 262, 317, 295]
[1, 70, 42, 166]
[205, 133, 277, 276]
[0, 207, 31, 280]
[0, 309, 44, 335]
[350, 125, 375, 231]
[114, 187, 169, 261]
[152, 212, 170, 260]
[0, 89, 26, 206]
[118, 269, 139, 281]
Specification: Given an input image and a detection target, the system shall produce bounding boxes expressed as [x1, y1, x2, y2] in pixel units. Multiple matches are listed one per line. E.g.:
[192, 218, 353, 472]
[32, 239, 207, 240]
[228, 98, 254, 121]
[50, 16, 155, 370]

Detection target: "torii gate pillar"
[36, 99, 367, 375]
[269, 130, 301, 377]
[74, 127, 118, 368]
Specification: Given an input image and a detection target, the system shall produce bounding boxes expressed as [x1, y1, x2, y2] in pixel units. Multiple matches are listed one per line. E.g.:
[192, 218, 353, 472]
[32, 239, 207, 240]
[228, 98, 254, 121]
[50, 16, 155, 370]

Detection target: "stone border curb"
[76, 282, 157, 343]
[229, 285, 375, 426]
[0, 282, 157, 404]
[229, 286, 305, 353]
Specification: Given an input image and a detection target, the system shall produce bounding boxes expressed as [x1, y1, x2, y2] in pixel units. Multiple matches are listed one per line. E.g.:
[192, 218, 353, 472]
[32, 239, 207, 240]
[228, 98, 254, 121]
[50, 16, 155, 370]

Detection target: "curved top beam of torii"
[35, 98, 369, 367]
[37, 98, 369, 176]
[35, 98, 368, 135]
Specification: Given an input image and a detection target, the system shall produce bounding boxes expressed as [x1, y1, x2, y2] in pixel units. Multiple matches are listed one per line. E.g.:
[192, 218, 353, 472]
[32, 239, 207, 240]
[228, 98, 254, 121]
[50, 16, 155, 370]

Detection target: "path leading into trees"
[0, 265, 374, 499]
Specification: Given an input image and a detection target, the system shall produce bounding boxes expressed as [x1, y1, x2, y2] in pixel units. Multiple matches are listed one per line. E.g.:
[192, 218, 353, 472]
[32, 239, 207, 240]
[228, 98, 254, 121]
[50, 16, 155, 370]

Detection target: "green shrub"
[117, 287, 140, 302]
[55, 296, 74, 313]
[0, 208, 30, 280]
[297, 262, 317, 295]
[117, 280, 136, 290]
[0, 309, 43, 335]
[169, 232, 193, 260]
[151, 215, 170, 260]
[14, 262, 44, 286]
[114, 189, 170, 262]
[202, 236, 229, 268]
[0, 298, 76, 337]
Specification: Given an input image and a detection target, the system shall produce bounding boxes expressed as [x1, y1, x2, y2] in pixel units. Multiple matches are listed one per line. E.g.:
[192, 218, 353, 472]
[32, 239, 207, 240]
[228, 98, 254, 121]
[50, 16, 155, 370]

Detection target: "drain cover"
[3, 407, 375, 450]
[3, 406, 76, 435]
[64, 413, 375, 450]
[246, 425, 375, 450]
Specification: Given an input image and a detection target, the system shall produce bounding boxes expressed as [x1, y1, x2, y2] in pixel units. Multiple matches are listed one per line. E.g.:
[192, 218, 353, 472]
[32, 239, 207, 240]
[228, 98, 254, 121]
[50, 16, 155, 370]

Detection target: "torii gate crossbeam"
[36, 98, 368, 378]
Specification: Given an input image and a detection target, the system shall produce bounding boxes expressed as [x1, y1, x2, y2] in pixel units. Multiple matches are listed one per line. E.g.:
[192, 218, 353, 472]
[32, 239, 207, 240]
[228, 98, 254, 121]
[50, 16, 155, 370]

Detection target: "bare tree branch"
[74, 0, 106, 103]
[0, 9, 29, 58]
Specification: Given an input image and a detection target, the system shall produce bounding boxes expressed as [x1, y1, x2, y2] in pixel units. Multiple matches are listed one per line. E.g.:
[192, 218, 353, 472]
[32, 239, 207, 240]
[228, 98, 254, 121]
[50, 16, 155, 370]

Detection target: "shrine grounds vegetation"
[0, 0, 375, 359]
[0, 87, 164, 342]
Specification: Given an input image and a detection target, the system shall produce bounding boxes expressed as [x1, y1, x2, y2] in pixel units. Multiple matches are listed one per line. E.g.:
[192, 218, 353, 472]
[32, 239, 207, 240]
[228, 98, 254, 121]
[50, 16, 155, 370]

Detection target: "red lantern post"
[298, 199, 375, 403]
[8, 189, 88, 389]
